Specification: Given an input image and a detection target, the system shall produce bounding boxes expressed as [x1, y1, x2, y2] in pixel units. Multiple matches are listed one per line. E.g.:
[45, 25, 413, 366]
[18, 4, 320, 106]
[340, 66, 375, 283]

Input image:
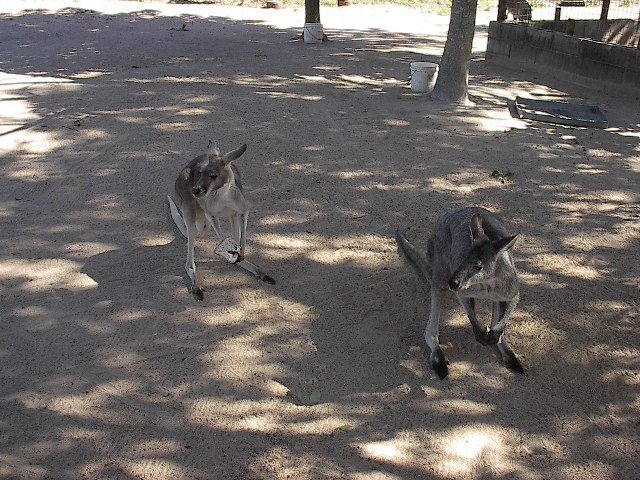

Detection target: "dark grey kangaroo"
[396, 207, 524, 378]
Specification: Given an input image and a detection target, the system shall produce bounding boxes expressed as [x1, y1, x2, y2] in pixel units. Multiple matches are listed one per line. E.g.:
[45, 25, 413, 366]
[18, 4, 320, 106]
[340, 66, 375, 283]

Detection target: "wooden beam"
[497, 0, 507, 22]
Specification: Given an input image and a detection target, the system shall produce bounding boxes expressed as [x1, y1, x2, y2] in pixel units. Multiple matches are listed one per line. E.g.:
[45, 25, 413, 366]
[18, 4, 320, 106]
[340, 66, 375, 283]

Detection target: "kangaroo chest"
[201, 182, 246, 217]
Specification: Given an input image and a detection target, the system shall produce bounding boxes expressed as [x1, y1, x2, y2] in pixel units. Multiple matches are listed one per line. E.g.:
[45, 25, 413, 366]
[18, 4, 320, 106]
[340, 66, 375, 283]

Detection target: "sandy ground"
[1, 1, 639, 478]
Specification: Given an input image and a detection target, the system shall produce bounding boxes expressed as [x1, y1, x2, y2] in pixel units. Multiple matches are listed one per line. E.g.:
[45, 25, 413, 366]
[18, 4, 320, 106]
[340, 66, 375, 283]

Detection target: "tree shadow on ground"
[0, 4, 638, 479]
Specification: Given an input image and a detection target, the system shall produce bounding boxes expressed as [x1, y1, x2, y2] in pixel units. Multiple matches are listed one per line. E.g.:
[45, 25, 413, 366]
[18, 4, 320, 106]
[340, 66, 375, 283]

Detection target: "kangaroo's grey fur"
[396, 207, 524, 378]
[168, 140, 274, 300]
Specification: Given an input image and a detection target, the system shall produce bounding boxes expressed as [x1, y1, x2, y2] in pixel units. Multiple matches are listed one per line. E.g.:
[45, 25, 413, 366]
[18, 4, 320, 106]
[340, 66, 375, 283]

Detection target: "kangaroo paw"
[189, 285, 204, 301]
[484, 329, 502, 346]
[431, 347, 449, 379]
[260, 274, 276, 285]
[474, 327, 501, 346]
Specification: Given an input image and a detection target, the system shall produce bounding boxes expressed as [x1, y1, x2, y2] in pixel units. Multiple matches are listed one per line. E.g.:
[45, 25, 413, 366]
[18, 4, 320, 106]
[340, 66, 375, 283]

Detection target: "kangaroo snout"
[448, 278, 462, 291]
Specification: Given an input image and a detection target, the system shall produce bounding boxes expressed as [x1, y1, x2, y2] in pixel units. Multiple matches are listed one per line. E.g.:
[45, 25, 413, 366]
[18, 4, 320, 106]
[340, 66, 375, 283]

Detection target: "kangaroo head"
[448, 213, 518, 291]
[191, 141, 247, 197]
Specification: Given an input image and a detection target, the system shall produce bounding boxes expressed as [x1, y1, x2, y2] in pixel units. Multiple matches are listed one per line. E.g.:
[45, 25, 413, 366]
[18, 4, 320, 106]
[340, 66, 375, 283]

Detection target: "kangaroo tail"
[395, 228, 432, 283]
[168, 195, 188, 238]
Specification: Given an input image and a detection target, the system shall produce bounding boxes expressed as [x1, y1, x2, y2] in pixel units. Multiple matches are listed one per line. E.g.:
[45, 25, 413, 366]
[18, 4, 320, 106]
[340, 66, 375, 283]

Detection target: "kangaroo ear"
[494, 233, 519, 253]
[469, 213, 485, 241]
[222, 144, 247, 165]
[207, 140, 221, 158]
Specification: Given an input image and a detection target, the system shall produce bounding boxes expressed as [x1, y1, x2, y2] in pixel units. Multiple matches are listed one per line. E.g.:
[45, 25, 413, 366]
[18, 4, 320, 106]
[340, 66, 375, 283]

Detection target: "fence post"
[497, 0, 507, 21]
[600, 0, 610, 20]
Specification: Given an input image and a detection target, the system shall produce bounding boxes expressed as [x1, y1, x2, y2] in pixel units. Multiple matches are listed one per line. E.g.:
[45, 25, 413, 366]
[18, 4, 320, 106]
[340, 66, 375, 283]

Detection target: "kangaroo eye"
[472, 264, 482, 271]
[209, 174, 218, 180]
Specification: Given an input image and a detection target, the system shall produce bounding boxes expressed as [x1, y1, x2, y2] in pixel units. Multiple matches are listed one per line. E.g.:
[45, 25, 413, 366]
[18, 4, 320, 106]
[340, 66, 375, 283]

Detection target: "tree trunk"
[431, 0, 478, 104]
[305, 0, 321, 24]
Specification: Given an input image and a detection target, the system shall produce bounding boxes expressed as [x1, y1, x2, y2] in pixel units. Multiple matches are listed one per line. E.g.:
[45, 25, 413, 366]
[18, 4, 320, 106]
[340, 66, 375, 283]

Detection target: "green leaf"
[335, 424, 352, 433]
[310, 390, 321, 405]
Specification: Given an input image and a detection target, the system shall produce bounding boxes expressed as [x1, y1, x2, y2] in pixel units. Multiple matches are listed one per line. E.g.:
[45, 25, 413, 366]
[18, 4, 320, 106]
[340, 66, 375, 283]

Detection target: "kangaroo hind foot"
[430, 345, 449, 379]
[498, 337, 524, 374]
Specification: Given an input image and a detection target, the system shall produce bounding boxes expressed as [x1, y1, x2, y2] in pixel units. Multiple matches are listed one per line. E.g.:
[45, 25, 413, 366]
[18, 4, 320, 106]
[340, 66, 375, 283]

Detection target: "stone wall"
[486, 21, 640, 90]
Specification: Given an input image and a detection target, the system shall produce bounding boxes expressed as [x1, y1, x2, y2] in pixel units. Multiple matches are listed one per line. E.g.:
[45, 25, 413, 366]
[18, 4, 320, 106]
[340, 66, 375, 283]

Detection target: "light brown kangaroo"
[168, 140, 275, 300]
[396, 207, 524, 378]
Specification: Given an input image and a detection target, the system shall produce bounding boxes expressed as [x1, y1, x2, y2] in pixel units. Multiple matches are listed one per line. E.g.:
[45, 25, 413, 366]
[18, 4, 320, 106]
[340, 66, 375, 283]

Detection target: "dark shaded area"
[0, 5, 638, 479]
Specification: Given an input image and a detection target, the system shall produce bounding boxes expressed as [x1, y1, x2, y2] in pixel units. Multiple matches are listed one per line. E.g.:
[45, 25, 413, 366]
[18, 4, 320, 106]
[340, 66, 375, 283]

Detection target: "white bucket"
[410, 62, 439, 93]
[303, 23, 324, 44]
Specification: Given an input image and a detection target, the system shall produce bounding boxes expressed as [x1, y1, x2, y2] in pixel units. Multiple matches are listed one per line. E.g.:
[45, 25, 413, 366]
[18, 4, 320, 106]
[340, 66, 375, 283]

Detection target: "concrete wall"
[486, 21, 640, 90]
[532, 19, 640, 47]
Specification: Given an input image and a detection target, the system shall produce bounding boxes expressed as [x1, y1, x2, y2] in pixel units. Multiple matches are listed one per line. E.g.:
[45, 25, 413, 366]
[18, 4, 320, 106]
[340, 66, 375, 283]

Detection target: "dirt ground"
[1, 1, 639, 478]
